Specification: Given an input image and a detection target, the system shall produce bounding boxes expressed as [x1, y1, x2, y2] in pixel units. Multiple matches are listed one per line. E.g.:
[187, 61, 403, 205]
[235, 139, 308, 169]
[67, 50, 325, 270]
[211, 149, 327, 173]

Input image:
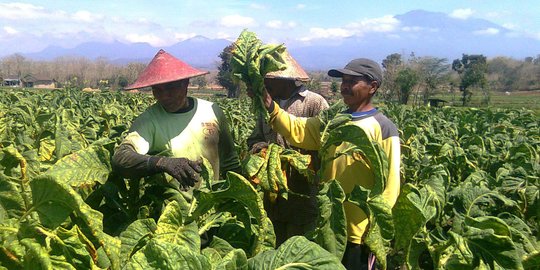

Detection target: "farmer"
[246, 51, 329, 246]
[250, 58, 401, 269]
[112, 49, 240, 192]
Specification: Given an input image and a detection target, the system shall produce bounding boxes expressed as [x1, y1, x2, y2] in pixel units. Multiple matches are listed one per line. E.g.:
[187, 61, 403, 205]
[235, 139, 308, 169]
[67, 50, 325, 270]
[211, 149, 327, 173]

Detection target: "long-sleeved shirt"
[268, 103, 401, 244]
[112, 97, 240, 180]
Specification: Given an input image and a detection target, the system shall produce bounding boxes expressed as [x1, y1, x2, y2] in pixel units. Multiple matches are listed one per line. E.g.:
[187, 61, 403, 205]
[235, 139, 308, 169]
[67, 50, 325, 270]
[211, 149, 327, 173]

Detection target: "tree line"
[1, 50, 539, 106]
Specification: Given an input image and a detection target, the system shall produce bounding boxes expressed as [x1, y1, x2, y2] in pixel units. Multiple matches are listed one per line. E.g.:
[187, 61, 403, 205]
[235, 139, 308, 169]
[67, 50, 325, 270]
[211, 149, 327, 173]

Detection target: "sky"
[1, 0, 540, 55]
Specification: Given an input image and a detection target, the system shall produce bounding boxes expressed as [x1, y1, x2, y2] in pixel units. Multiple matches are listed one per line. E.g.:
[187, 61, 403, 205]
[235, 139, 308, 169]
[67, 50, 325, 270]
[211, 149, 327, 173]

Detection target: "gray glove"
[250, 142, 269, 154]
[155, 157, 202, 190]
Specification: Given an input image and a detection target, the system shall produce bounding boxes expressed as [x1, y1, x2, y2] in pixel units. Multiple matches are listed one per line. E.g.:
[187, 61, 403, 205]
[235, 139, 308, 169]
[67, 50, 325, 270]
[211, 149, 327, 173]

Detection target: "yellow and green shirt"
[119, 97, 240, 179]
[268, 103, 401, 244]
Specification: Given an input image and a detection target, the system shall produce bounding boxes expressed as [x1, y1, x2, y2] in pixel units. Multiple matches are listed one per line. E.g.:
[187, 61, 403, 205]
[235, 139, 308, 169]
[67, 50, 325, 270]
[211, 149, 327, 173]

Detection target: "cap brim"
[328, 68, 363, 78]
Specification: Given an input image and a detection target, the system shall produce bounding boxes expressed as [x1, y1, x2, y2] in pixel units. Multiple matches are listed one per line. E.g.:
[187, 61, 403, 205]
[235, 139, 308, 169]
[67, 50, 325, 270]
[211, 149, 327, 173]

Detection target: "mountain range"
[20, 10, 540, 71]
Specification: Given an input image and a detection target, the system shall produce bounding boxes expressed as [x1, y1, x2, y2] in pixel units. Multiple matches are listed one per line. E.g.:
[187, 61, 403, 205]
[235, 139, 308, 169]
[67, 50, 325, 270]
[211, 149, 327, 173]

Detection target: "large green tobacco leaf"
[189, 172, 274, 255]
[523, 252, 540, 270]
[392, 184, 437, 268]
[119, 219, 157, 264]
[44, 140, 112, 193]
[30, 175, 79, 228]
[21, 238, 76, 270]
[124, 238, 211, 270]
[307, 180, 347, 260]
[0, 174, 25, 220]
[155, 200, 200, 251]
[498, 213, 540, 257]
[49, 226, 97, 269]
[320, 124, 388, 195]
[243, 143, 312, 199]
[461, 216, 523, 269]
[0, 218, 24, 268]
[1, 145, 40, 183]
[449, 180, 517, 217]
[247, 236, 345, 270]
[348, 185, 394, 270]
[231, 30, 286, 119]
[202, 236, 249, 269]
[30, 175, 121, 269]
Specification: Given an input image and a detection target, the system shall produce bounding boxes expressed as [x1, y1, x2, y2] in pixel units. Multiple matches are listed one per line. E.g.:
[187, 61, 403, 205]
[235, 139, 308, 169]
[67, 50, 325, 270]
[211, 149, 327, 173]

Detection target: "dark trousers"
[342, 242, 375, 270]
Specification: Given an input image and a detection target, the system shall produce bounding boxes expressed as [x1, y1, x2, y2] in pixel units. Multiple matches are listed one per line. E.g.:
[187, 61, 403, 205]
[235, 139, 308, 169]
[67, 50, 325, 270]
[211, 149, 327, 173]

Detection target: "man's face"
[151, 79, 189, 112]
[264, 78, 295, 100]
[340, 74, 377, 111]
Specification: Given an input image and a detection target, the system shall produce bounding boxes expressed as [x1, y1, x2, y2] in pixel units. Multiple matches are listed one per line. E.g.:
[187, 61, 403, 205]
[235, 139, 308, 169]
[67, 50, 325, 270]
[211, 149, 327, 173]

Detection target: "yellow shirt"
[268, 103, 401, 244]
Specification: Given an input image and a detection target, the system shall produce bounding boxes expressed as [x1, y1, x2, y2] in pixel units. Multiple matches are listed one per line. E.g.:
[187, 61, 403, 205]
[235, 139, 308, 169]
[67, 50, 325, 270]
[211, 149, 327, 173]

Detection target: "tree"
[381, 53, 403, 102]
[330, 81, 339, 93]
[217, 44, 240, 98]
[193, 76, 207, 90]
[117, 76, 129, 89]
[395, 67, 418, 104]
[452, 54, 487, 106]
[416, 57, 450, 105]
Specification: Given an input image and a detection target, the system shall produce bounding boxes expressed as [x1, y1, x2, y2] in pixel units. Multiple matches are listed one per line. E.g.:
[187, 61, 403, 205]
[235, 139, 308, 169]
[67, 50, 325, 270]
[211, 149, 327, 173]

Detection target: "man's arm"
[112, 144, 160, 178]
[381, 136, 401, 207]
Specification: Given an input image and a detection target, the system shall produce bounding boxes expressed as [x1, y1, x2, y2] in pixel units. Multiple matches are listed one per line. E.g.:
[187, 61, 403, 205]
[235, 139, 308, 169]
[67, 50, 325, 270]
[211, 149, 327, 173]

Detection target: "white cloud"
[401, 26, 439, 33]
[125, 33, 167, 46]
[0, 2, 47, 19]
[347, 15, 400, 33]
[216, 32, 233, 40]
[174, 32, 197, 41]
[300, 27, 352, 41]
[502, 23, 517, 30]
[266, 20, 297, 29]
[299, 15, 399, 41]
[296, 4, 306, 9]
[219, 15, 257, 27]
[3, 26, 18, 35]
[449, 8, 474, 20]
[473, 28, 500, 35]
[72, 10, 103, 23]
[266, 20, 283, 29]
[249, 3, 266, 9]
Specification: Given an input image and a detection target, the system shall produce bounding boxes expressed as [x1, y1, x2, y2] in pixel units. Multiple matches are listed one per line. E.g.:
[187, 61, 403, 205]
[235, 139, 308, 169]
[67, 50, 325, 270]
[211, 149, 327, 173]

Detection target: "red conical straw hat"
[125, 49, 209, 90]
[265, 50, 309, 82]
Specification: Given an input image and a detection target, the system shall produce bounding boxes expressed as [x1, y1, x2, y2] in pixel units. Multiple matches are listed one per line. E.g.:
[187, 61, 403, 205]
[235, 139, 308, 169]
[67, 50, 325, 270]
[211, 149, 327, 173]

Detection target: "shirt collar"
[349, 108, 378, 119]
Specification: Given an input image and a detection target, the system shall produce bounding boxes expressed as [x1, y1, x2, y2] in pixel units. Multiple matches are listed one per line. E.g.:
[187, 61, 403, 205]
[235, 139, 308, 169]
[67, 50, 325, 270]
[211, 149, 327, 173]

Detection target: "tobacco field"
[0, 88, 539, 269]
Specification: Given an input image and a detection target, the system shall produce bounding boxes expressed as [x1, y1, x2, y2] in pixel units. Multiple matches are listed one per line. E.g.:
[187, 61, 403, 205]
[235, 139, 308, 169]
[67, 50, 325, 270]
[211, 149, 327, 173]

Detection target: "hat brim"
[328, 68, 364, 78]
[124, 72, 208, 90]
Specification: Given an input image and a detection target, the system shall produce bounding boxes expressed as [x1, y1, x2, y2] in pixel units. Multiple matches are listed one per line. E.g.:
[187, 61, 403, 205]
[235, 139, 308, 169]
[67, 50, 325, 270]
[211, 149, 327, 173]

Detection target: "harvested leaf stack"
[243, 143, 313, 201]
[231, 30, 287, 119]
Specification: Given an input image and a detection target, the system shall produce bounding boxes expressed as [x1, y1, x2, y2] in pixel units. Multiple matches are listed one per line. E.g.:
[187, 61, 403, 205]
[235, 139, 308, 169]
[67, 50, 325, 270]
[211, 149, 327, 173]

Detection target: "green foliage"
[452, 54, 488, 106]
[242, 143, 314, 200]
[0, 88, 538, 269]
[230, 30, 287, 120]
[395, 67, 419, 104]
[217, 44, 241, 98]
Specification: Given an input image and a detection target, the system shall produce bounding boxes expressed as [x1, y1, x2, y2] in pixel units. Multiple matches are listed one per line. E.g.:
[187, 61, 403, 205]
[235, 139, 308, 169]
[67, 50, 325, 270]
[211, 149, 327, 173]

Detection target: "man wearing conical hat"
[246, 51, 329, 246]
[112, 49, 240, 192]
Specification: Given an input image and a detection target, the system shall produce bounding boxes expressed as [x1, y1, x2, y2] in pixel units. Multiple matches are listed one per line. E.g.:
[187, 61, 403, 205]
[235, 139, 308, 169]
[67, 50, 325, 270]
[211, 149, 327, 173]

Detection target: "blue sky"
[1, 0, 539, 55]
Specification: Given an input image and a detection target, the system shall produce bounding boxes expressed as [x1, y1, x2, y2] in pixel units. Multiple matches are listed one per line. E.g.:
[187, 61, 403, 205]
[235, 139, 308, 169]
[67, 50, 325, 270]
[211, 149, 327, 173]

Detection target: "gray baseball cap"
[328, 58, 383, 85]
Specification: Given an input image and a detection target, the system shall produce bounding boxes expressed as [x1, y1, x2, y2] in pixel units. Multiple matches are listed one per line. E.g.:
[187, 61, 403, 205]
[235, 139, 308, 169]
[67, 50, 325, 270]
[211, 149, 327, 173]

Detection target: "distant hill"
[20, 10, 540, 71]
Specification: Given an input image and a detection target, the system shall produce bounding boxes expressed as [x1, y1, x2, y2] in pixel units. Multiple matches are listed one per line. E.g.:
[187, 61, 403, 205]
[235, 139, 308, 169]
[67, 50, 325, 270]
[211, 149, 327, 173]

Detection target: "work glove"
[250, 142, 269, 154]
[155, 157, 202, 190]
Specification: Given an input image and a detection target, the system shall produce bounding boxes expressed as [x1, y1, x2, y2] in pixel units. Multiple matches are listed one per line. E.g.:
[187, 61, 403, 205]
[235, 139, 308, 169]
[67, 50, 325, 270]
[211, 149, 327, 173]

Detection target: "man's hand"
[246, 86, 273, 111]
[155, 157, 202, 190]
[250, 142, 269, 154]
